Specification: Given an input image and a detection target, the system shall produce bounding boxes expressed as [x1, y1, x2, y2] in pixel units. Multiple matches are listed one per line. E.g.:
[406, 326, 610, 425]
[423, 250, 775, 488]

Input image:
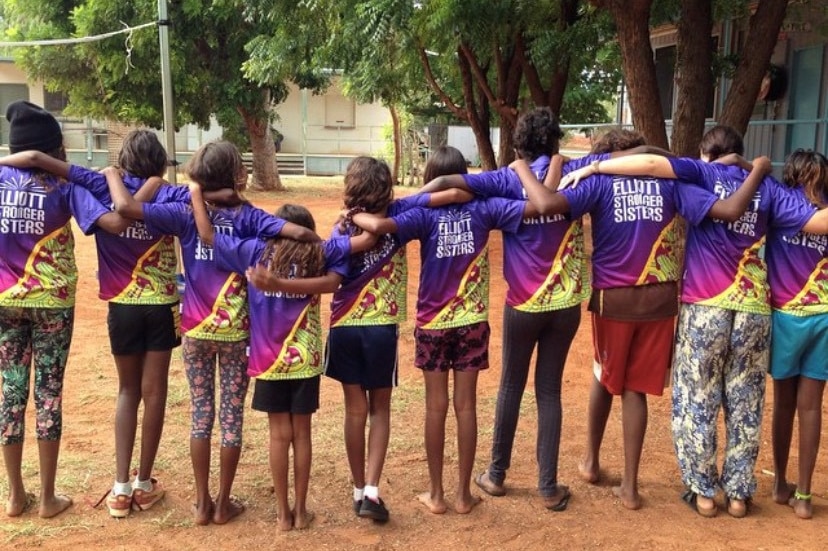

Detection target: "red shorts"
[591, 313, 674, 396]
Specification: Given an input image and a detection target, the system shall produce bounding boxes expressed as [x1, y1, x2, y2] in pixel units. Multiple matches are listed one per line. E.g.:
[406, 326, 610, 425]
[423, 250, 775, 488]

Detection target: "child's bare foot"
[277, 510, 294, 531]
[789, 491, 813, 520]
[578, 458, 599, 484]
[612, 485, 641, 510]
[213, 497, 245, 525]
[772, 481, 796, 504]
[192, 499, 214, 526]
[6, 492, 35, 517]
[293, 509, 314, 530]
[454, 494, 481, 514]
[416, 492, 447, 514]
[39, 494, 73, 519]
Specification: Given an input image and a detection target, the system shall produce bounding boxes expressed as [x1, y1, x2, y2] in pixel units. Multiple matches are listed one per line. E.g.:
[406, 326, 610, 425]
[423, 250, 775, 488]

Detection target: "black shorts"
[251, 375, 320, 414]
[325, 325, 398, 389]
[107, 302, 182, 355]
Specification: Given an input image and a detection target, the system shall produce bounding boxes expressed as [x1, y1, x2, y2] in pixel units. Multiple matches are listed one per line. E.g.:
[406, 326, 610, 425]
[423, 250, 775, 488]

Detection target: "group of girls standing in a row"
[1, 100, 825, 533]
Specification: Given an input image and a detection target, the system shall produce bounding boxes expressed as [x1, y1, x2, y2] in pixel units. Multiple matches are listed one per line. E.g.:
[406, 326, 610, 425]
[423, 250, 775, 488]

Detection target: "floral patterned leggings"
[183, 336, 250, 448]
[671, 303, 770, 500]
[0, 307, 74, 445]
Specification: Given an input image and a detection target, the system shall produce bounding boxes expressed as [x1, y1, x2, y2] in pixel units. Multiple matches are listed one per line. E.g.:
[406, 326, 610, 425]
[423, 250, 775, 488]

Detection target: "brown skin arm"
[189, 183, 215, 245]
[420, 174, 471, 194]
[0, 150, 71, 178]
[351, 212, 399, 234]
[561, 154, 678, 189]
[707, 156, 771, 221]
[712, 153, 754, 172]
[510, 159, 571, 216]
[801, 206, 828, 235]
[246, 265, 344, 294]
[427, 188, 474, 205]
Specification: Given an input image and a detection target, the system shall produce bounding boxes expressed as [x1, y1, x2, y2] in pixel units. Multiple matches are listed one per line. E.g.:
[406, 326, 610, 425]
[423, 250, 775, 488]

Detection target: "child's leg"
[183, 336, 217, 525]
[136, 350, 172, 481]
[671, 305, 729, 508]
[580, 376, 613, 483]
[487, 306, 537, 490]
[342, 384, 368, 492]
[453, 369, 481, 514]
[268, 412, 294, 531]
[365, 387, 392, 491]
[32, 307, 74, 518]
[720, 312, 770, 511]
[213, 340, 249, 525]
[615, 390, 647, 510]
[291, 413, 313, 529]
[771, 377, 798, 503]
[0, 310, 32, 517]
[417, 370, 449, 514]
[792, 376, 825, 519]
[114, 354, 143, 484]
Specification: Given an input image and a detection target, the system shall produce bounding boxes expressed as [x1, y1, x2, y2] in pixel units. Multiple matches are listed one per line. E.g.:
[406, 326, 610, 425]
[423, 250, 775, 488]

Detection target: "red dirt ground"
[1, 182, 826, 550]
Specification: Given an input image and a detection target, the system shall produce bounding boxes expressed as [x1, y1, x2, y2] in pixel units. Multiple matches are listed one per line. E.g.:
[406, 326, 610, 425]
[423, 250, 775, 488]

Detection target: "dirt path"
[1, 181, 826, 550]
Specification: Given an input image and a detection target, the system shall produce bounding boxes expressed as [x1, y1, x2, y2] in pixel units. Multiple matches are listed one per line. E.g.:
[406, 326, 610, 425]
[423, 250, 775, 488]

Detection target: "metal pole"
[158, 0, 176, 183]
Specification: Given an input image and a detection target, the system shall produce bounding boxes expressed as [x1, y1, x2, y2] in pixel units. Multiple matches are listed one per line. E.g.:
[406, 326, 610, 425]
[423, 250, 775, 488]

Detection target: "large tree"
[3, 0, 332, 190]
[594, 0, 794, 153]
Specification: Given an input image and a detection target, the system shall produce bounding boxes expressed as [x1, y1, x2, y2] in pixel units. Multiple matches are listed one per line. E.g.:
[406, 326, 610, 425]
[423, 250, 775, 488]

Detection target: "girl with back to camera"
[246, 156, 473, 521]
[101, 140, 316, 524]
[352, 146, 534, 515]
[766, 150, 828, 520]
[0, 101, 129, 519]
[564, 126, 828, 517]
[191, 191, 380, 530]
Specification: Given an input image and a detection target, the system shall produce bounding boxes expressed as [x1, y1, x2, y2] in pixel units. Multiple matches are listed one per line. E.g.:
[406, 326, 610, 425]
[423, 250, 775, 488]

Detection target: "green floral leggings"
[0, 306, 74, 445]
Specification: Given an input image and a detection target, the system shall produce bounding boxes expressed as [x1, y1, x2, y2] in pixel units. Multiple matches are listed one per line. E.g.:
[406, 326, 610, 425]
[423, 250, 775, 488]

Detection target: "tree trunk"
[240, 108, 283, 192]
[596, 0, 669, 150]
[671, 0, 714, 157]
[498, 117, 516, 167]
[389, 103, 402, 184]
[719, 0, 789, 134]
[458, 50, 497, 170]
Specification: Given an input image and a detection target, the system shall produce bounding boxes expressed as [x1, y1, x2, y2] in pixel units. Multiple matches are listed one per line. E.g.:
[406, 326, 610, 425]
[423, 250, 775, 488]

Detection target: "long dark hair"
[423, 146, 467, 182]
[185, 140, 247, 192]
[699, 125, 744, 161]
[782, 149, 828, 208]
[118, 130, 168, 178]
[263, 204, 325, 279]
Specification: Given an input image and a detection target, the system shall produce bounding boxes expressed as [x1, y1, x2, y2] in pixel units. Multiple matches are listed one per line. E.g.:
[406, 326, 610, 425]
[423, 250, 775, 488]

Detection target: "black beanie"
[6, 101, 63, 154]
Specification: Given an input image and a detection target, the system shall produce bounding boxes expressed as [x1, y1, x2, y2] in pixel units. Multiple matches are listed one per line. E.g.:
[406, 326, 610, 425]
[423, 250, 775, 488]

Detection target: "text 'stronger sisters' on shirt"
[0, 166, 109, 308]
[391, 197, 524, 330]
[764, 186, 828, 315]
[668, 157, 814, 313]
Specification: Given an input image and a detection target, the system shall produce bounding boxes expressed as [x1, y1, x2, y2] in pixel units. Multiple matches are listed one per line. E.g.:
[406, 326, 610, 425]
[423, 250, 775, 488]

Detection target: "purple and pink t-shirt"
[143, 201, 287, 341]
[329, 194, 428, 327]
[0, 167, 110, 308]
[764, 186, 828, 315]
[562, 170, 715, 289]
[69, 165, 190, 305]
[669, 157, 815, 314]
[392, 198, 524, 329]
[214, 234, 350, 380]
[461, 155, 604, 312]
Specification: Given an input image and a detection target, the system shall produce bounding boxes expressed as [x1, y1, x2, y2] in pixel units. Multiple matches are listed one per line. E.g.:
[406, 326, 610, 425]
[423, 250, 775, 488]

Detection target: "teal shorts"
[770, 310, 828, 381]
